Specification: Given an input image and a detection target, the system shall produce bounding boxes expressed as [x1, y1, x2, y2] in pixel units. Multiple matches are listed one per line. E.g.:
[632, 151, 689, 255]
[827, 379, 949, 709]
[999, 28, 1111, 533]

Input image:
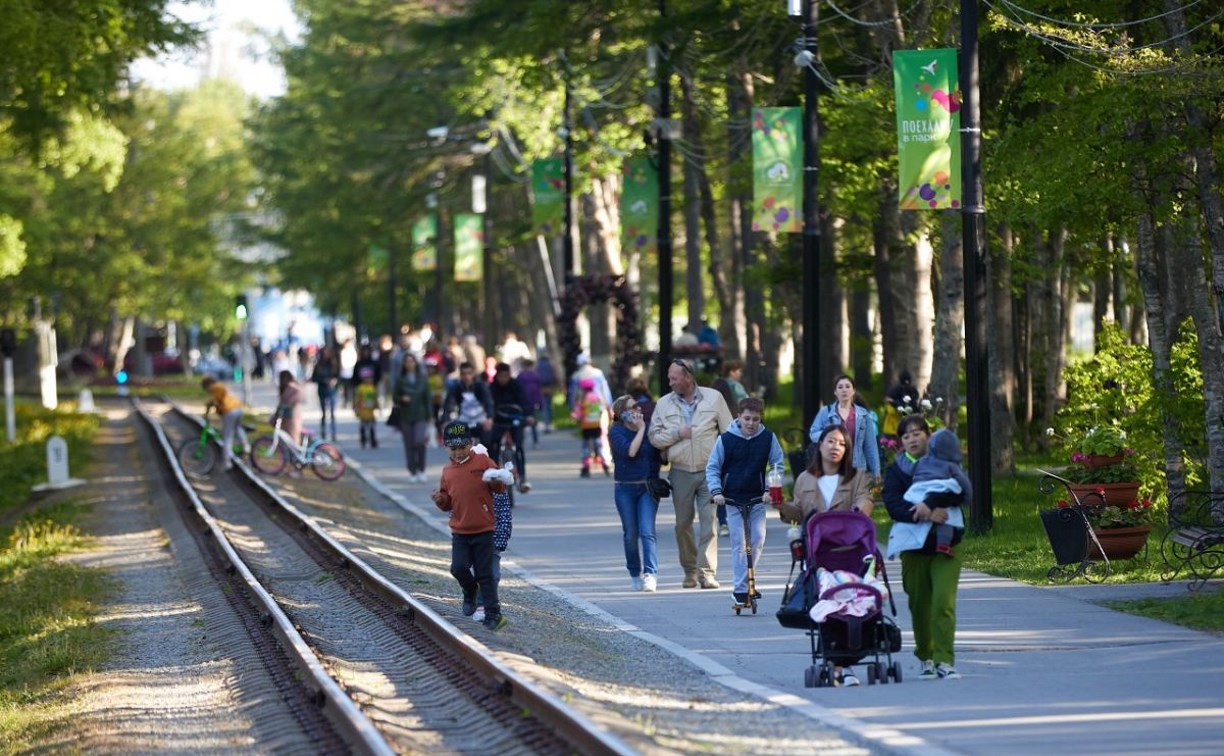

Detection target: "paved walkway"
[251, 381, 1224, 755]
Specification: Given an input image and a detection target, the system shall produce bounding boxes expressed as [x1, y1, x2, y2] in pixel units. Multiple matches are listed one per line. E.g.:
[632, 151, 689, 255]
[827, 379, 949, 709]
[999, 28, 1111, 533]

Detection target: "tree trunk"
[988, 222, 1017, 473]
[728, 70, 756, 377]
[929, 212, 964, 429]
[1162, 0, 1224, 495]
[1094, 235, 1114, 347]
[1134, 211, 1188, 507]
[679, 74, 705, 333]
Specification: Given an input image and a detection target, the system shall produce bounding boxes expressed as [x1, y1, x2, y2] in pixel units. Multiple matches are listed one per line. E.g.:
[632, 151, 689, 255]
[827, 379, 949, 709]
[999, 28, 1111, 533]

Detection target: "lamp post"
[961, 0, 992, 532]
[656, 0, 673, 392]
[799, 0, 822, 426]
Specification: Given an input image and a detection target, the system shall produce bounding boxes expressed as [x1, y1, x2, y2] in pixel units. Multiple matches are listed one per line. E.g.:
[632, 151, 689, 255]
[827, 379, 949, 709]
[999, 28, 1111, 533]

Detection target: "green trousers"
[900, 551, 962, 666]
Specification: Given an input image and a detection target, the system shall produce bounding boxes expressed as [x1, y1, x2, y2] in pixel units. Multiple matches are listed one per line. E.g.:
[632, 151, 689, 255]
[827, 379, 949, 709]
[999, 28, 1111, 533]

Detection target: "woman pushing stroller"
[774, 424, 877, 687]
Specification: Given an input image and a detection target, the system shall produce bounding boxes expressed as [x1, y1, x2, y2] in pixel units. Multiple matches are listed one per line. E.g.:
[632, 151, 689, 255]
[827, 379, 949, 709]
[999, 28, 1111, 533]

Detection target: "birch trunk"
[988, 223, 1016, 472]
[929, 212, 964, 430]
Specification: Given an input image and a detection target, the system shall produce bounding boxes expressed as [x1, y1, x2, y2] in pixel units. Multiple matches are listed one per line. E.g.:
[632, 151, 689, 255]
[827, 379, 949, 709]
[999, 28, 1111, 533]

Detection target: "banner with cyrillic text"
[411, 215, 437, 271]
[531, 158, 564, 235]
[621, 157, 658, 257]
[893, 49, 961, 210]
[453, 213, 483, 282]
[751, 107, 802, 234]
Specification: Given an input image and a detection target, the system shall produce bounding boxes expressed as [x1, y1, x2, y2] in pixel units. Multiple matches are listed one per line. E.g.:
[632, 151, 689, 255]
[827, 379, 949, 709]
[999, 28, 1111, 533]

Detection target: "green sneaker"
[482, 614, 507, 631]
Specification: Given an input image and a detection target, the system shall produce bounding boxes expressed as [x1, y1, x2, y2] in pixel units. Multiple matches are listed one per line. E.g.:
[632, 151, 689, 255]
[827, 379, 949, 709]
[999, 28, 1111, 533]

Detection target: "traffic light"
[235, 294, 248, 320]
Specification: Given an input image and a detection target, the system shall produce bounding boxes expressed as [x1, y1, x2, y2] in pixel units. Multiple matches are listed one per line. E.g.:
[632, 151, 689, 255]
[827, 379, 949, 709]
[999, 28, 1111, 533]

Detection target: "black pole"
[800, 0, 822, 427]
[961, 0, 992, 532]
[388, 244, 397, 336]
[481, 156, 495, 345]
[563, 73, 575, 284]
[657, 0, 673, 392]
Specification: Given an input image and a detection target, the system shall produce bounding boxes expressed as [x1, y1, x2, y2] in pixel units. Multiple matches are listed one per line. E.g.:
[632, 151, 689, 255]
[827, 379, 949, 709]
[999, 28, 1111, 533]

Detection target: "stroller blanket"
[808, 564, 889, 623]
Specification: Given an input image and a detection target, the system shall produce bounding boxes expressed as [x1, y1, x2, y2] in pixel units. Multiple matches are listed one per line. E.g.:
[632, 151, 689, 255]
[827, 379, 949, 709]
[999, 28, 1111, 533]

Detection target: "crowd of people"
[227, 325, 965, 672]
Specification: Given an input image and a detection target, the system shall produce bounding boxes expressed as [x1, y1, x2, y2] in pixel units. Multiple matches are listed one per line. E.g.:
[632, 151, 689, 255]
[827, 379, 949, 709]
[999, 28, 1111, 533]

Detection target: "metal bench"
[1160, 490, 1224, 591]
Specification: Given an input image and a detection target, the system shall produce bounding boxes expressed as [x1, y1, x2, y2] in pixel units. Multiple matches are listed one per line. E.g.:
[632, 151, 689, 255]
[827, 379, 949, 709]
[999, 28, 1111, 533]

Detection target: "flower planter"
[1088, 525, 1151, 561]
[1067, 481, 1141, 507]
[1081, 453, 1124, 469]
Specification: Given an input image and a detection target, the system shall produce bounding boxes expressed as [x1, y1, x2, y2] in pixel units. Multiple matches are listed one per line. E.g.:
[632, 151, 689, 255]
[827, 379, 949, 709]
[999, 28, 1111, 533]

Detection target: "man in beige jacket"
[649, 358, 734, 588]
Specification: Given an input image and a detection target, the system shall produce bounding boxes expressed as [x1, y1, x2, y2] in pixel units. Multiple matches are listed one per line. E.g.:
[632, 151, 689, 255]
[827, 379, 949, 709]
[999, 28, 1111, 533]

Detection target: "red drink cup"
[770, 485, 783, 505]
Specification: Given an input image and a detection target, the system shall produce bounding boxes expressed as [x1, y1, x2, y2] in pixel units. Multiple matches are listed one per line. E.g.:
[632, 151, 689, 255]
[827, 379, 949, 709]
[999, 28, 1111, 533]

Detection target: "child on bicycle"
[201, 376, 248, 470]
[704, 397, 785, 606]
[573, 377, 611, 477]
[354, 367, 380, 448]
[431, 421, 514, 631]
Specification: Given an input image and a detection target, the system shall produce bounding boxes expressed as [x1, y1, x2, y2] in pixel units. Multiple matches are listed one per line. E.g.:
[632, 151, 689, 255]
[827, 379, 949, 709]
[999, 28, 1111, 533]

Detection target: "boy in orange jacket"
[431, 420, 514, 631]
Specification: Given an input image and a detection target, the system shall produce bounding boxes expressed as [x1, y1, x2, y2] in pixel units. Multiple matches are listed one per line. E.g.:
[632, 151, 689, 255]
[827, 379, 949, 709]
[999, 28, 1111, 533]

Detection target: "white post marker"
[3, 356, 14, 443]
[78, 388, 96, 412]
[32, 435, 86, 492]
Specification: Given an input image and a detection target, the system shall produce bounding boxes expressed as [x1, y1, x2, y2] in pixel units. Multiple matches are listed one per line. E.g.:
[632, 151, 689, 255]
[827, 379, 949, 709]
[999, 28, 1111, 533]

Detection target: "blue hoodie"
[705, 418, 786, 503]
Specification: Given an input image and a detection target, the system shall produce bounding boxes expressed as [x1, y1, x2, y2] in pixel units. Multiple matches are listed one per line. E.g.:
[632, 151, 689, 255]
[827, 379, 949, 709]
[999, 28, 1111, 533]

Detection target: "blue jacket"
[705, 419, 785, 502]
[808, 402, 881, 477]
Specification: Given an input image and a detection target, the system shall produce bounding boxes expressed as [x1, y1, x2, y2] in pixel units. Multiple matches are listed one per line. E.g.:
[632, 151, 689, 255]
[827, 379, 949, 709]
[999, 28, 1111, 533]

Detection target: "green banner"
[368, 243, 388, 272]
[411, 215, 437, 272]
[893, 49, 962, 210]
[453, 213, 483, 282]
[531, 158, 564, 235]
[751, 107, 802, 234]
[621, 157, 658, 257]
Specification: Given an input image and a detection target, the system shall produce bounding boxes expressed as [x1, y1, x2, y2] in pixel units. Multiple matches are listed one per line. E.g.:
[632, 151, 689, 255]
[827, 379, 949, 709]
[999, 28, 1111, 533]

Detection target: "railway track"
[137, 398, 634, 755]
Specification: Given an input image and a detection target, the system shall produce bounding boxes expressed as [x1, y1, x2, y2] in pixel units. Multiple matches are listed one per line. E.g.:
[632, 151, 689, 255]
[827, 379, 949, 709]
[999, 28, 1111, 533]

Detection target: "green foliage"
[1106, 592, 1224, 634]
[0, 0, 199, 151]
[1052, 322, 1205, 498]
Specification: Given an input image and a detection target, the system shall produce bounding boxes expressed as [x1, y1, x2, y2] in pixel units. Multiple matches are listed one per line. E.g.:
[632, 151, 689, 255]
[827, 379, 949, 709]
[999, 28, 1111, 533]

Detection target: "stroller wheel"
[890, 661, 904, 683]
[820, 662, 836, 688]
[804, 665, 818, 688]
[876, 661, 889, 685]
[866, 664, 878, 685]
[734, 605, 742, 615]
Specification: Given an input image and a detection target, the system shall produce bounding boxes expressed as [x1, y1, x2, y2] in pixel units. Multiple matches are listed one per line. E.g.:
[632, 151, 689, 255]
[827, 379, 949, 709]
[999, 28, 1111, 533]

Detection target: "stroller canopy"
[804, 510, 881, 575]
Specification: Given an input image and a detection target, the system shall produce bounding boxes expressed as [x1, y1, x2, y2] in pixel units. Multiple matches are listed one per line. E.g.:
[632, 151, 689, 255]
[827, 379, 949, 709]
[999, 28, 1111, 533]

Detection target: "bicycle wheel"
[177, 437, 217, 478]
[310, 443, 346, 480]
[250, 436, 288, 475]
[501, 442, 518, 508]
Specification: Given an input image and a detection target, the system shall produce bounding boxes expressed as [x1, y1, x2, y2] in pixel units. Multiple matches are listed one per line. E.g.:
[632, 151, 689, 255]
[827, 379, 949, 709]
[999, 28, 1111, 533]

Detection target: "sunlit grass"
[0, 503, 118, 752]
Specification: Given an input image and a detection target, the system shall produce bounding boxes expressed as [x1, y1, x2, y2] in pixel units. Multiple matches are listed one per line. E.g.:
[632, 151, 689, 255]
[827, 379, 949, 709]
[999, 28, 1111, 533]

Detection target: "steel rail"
[134, 399, 395, 756]
[166, 401, 637, 756]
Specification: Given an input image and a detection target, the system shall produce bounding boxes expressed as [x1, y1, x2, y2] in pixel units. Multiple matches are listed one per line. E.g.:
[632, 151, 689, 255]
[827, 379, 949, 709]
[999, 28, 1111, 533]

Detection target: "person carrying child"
[353, 367, 380, 448]
[704, 397, 785, 606]
[201, 376, 248, 470]
[573, 377, 611, 477]
[902, 428, 970, 557]
[431, 421, 514, 631]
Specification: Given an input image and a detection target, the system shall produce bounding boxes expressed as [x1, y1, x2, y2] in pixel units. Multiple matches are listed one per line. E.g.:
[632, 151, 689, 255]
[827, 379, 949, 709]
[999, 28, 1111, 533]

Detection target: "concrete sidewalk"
[248, 380, 1224, 755]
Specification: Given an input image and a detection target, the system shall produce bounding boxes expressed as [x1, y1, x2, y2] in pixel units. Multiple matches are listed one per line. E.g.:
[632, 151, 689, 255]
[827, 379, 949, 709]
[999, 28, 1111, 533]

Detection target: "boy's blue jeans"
[726, 502, 767, 594]
[450, 531, 500, 616]
[613, 483, 660, 577]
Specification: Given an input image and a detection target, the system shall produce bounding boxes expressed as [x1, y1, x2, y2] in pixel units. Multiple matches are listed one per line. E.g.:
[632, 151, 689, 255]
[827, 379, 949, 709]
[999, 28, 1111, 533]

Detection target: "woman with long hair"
[774, 425, 873, 524]
[807, 374, 881, 483]
[393, 352, 433, 482]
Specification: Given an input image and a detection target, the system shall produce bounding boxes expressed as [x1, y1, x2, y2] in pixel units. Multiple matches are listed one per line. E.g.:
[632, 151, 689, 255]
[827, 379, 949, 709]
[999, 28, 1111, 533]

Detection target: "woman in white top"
[774, 425, 873, 524]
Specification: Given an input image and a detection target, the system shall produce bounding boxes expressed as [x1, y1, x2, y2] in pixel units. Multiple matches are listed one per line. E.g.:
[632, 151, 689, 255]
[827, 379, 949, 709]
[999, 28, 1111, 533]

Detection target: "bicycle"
[490, 404, 530, 506]
[249, 415, 346, 480]
[176, 408, 254, 478]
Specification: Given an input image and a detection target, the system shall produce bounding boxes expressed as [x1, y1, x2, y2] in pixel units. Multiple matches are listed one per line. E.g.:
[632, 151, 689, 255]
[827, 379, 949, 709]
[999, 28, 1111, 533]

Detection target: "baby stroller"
[777, 510, 903, 688]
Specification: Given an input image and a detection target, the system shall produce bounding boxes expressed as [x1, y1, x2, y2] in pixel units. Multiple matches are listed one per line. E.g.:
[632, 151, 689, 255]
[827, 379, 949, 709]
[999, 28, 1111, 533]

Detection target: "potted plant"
[1075, 426, 1128, 469]
[1047, 425, 1143, 506]
[1054, 496, 1155, 560]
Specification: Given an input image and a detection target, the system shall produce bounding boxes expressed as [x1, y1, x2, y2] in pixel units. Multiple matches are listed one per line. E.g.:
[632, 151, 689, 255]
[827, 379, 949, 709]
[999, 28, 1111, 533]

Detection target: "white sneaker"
[631, 576, 644, 591]
[936, 663, 961, 680]
[642, 574, 657, 592]
[472, 605, 486, 622]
